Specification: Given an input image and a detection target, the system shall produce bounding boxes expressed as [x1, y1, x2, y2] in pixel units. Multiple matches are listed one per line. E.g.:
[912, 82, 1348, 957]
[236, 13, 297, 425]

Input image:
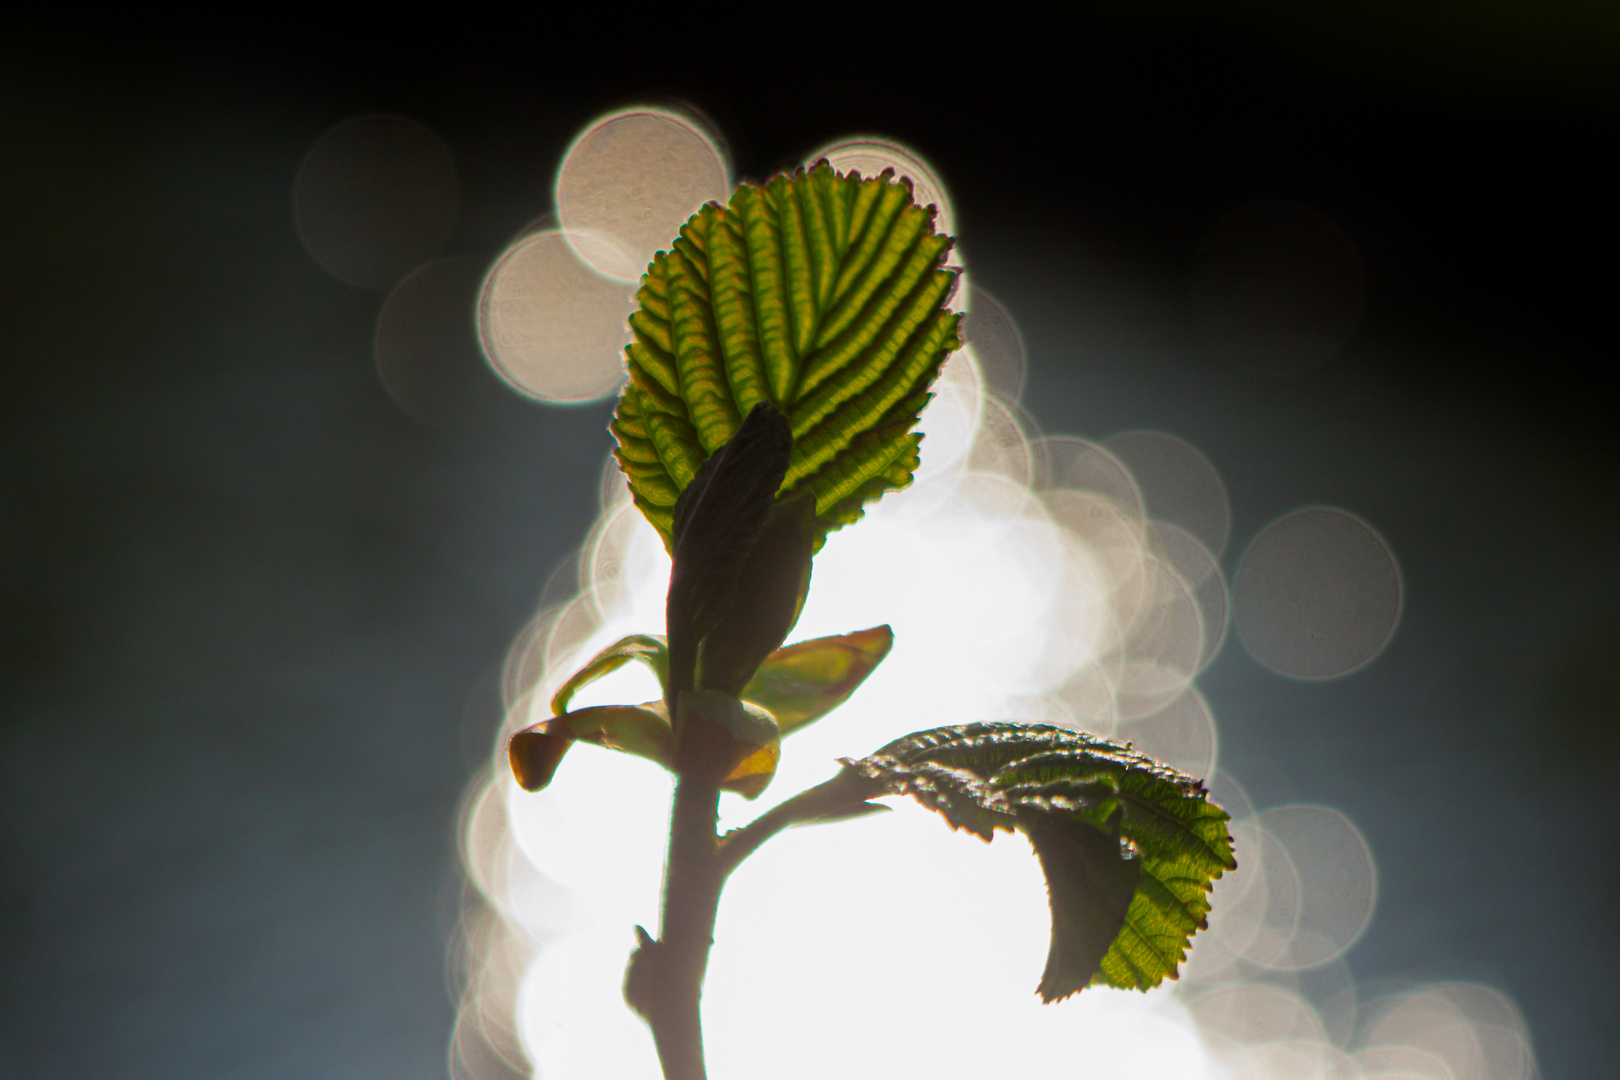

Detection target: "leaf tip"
[508, 725, 570, 792]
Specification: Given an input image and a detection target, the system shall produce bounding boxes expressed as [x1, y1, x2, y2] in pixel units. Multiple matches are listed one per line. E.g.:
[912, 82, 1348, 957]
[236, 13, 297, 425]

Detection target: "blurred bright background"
[2, 7, 1616, 1079]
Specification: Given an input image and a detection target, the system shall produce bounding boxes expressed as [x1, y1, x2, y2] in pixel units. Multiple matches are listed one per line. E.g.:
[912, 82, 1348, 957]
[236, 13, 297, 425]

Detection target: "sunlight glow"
[450, 122, 1536, 1080]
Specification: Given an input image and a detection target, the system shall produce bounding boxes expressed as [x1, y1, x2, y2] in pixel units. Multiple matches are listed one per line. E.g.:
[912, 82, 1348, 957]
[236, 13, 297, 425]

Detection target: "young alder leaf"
[549, 634, 670, 716]
[508, 704, 673, 792]
[843, 722, 1235, 998]
[613, 164, 962, 549]
[506, 694, 781, 797]
[741, 624, 894, 734]
[985, 745, 1235, 992]
[1017, 800, 1145, 1002]
[844, 756, 1013, 841]
[518, 626, 891, 794]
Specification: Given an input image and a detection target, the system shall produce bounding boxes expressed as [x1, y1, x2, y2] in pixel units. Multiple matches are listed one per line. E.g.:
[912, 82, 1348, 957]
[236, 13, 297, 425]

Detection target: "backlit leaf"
[741, 625, 894, 735]
[1017, 801, 1145, 1002]
[508, 703, 673, 792]
[844, 722, 1235, 997]
[844, 756, 1011, 841]
[550, 635, 669, 716]
[614, 164, 962, 550]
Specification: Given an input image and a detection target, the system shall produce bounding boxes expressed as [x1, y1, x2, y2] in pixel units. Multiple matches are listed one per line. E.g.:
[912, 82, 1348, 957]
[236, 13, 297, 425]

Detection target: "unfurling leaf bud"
[695, 490, 815, 696]
[665, 403, 793, 700]
[675, 690, 781, 798]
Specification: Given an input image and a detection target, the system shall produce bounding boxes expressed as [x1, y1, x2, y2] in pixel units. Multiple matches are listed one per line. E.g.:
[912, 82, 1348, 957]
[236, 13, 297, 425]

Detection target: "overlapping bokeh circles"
[476, 106, 731, 405]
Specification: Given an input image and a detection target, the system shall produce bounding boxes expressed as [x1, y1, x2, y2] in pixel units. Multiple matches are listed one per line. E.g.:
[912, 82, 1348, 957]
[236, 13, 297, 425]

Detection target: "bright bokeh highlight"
[555, 108, 730, 283]
[477, 230, 637, 404]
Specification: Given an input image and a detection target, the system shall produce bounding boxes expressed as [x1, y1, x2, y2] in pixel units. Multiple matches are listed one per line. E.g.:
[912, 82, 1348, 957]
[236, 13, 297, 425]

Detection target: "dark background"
[3, 7, 1616, 1078]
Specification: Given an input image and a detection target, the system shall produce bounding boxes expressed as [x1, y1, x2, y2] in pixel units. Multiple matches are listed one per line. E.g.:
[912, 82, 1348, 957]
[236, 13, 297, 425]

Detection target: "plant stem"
[630, 766, 874, 1080]
[716, 769, 874, 877]
[632, 772, 722, 1080]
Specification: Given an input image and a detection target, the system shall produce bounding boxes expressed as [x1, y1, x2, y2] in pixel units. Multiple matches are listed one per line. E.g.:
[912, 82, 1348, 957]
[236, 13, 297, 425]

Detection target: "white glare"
[450, 275, 1533, 1080]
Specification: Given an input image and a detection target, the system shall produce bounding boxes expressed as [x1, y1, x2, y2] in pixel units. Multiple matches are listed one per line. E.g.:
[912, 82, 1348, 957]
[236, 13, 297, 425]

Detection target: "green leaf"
[741, 625, 894, 735]
[844, 755, 1013, 840]
[550, 634, 669, 716]
[1015, 799, 1144, 1002]
[508, 691, 784, 798]
[614, 164, 962, 551]
[987, 745, 1235, 992]
[507, 703, 673, 792]
[844, 722, 1235, 998]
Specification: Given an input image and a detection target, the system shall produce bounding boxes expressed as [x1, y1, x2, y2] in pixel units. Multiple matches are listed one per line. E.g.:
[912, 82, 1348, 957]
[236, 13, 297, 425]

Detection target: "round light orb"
[966, 393, 1036, 485]
[1103, 430, 1232, 559]
[1251, 804, 1378, 970]
[961, 287, 1027, 402]
[373, 257, 485, 426]
[1149, 521, 1229, 671]
[555, 108, 730, 283]
[477, 230, 636, 404]
[1234, 506, 1403, 680]
[293, 114, 458, 288]
[1117, 687, 1218, 780]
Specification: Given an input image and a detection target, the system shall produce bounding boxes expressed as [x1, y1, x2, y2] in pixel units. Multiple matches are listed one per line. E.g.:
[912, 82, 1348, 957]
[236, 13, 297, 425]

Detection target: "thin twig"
[716, 769, 876, 879]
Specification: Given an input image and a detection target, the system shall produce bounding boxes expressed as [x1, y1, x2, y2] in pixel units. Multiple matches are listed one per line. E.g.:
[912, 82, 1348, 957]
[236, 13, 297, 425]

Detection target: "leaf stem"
[716, 769, 874, 878]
